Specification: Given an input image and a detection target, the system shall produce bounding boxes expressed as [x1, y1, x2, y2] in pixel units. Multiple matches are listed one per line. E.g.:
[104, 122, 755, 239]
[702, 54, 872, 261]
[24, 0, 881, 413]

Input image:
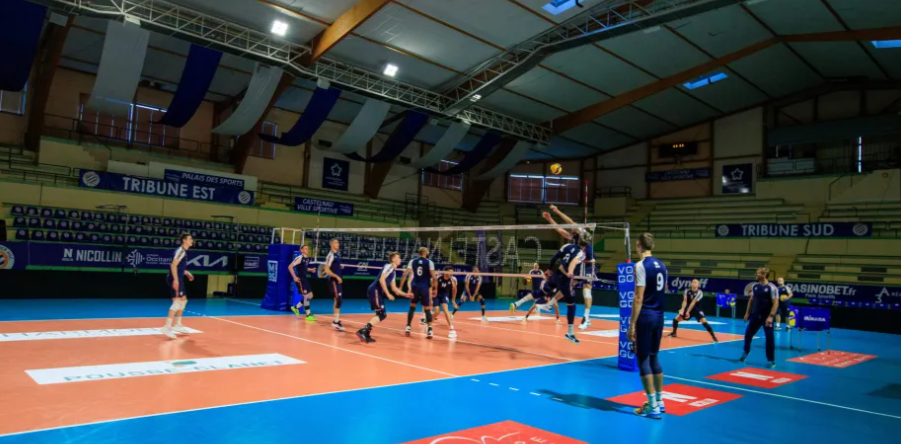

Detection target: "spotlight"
[271, 21, 288, 36]
[383, 64, 398, 77]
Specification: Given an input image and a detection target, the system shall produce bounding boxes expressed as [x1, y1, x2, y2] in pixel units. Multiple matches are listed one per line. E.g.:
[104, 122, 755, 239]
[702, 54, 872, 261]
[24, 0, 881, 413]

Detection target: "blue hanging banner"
[79, 170, 255, 206]
[293, 197, 354, 217]
[157, 45, 223, 128]
[715, 222, 872, 238]
[261, 87, 341, 146]
[0, 0, 47, 92]
[617, 262, 637, 372]
[322, 157, 350, 191]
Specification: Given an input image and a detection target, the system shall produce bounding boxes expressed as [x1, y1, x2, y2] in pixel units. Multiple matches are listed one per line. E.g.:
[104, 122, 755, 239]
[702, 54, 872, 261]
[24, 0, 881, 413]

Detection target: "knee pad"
[650, 355, 663, 375]
[169, 301, 180, 311]
[479, 299, 485, 306]
[582, 288, 592, 299]
[376, 309, 387, 321]
[335, 296, 343, 309]
[638, 354, 652, 376]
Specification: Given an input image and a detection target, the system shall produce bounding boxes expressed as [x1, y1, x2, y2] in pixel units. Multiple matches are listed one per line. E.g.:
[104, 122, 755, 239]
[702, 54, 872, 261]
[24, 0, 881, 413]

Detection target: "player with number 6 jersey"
[401, 247, 437, 339]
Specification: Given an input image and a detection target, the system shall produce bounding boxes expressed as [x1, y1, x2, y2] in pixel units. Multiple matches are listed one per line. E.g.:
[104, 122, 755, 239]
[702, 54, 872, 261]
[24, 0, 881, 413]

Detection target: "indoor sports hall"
[1, 0, 900, 443]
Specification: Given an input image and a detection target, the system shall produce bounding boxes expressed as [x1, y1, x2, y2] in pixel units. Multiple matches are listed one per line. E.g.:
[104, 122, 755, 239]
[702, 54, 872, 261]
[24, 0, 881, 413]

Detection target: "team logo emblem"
[81, 171, 101, 188]
[716, 225, 729, 236]
[852, 223, 869, 237]
[0, 245, 15, 270]
[237, 191, 252, 205]
[126, 250, 144, 268]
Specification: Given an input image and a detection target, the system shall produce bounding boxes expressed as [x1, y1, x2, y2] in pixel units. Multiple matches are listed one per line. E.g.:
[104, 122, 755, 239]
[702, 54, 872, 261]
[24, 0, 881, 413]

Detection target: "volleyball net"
[272, 221, 630, 295]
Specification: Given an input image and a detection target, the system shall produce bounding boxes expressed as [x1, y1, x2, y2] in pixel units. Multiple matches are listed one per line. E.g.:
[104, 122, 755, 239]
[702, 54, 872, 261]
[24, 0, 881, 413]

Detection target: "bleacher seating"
[7, 204, 278, 252]
[654, 251, 770, 279]
[790, 254, 901, 285]
[639, 196, 803, 237]
[820, 202, 901, 238]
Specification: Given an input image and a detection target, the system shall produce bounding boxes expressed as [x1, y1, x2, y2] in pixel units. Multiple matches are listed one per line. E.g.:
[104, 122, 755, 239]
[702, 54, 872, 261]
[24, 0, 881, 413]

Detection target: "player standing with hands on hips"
[741, 267, 779, 368]
[628, 233, 667, 419]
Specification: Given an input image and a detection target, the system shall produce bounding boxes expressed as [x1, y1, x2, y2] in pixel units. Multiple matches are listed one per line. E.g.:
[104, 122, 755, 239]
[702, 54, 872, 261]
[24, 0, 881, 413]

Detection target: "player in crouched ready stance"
[357, 252, 412, 343]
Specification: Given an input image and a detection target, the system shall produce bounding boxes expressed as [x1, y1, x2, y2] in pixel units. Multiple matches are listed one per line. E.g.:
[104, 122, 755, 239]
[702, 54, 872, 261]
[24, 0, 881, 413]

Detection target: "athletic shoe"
[356, 329, 369, 343]
[634, 402, 662, 420]
[509, 303, 516, 314]
[667, 332, 677, 338]
[448, 329, 457, 339]
[739, 352, 748, 363]
[305, 314, 317, 321]
[712, 338, 719, 344]
[332, 320, 345, 332]
[556, 318, 562, 325]
[481, 316, 488, 322]
[172, 325, 190, 334]
[404, 326, 412, 337]
[161, 327, 177, 339]
[775, 326, 782, 331]
[766, 361, 776, 369]
[427, 327, 433, 339]
[578, 318, 591, 330]
[420, 317, 427, 325]
[565, 333, 580, 345]
[290, 306, 300, 317]
[659, 402, 666, 413]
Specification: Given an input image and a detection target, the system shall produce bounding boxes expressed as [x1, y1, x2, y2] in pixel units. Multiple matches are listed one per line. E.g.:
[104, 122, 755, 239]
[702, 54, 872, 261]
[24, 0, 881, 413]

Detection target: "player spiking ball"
[543, 205, 596, 329]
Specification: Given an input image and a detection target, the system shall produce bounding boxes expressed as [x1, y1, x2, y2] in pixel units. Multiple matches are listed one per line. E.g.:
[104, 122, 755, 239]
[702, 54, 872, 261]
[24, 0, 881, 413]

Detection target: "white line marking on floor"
[665, 375, 901, 420]
[552, 398, 563, 402]
[452, 317, 618, 346]
[510, 387, 519, 391]
[489, 383, 499, 387]
[471, 379, 480, 382]
[530, 392, 541, 396]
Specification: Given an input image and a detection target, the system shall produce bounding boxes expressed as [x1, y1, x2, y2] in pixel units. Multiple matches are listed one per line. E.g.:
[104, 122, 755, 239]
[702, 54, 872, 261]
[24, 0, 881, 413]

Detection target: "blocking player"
[356, 252, 411, 344]
[288, 245, 317, 321]
[741, 267, 779, 369]
[323, 238, 345, 331]
[435, 266, 458, 338]
[401, 247, 437, 339]
[628, 233, 667, 419]
[548, 234, 585, 344]
[668, 278, 718, 343]
[576, 241, 596, 330]
[162, 233, 195, 339]
[775, 277, 793, 330]
[453, 266, 485, 321]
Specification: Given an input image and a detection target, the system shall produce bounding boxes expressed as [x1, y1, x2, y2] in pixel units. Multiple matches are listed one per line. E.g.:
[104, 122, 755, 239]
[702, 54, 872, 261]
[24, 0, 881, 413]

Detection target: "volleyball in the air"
[550, 163, 563, 175]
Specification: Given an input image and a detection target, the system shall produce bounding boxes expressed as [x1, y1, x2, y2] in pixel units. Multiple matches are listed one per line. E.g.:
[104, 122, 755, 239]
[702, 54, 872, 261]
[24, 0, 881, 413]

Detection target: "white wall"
[596, 142, 647, 200]
[713, 107, 764, 196]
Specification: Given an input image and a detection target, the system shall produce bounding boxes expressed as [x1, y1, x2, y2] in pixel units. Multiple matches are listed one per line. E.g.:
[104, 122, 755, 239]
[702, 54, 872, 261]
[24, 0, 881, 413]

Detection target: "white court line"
[452, 317, 618, 346]
[665, 375, 901, 420]
[186, 311, 457, 377]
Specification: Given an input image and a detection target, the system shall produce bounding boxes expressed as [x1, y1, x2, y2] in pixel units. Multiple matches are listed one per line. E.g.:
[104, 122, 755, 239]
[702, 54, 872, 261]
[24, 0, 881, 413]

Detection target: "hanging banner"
[293, 197, 354, 217]
[645, 168, 711, 183]
[715, 222, 872, 238]
[322, 157, 349, 191]
[722, 163, 753, 194]
[616, 262, 637, 372]
[163, 169, 246, 190]
[79, 170, 254, 206]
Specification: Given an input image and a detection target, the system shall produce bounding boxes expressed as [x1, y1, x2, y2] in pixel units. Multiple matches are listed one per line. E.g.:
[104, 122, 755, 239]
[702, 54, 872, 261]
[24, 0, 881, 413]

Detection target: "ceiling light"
[271, 21, 288, 36]
[383, 64, 398, 77]
[470, 94, 482, 102]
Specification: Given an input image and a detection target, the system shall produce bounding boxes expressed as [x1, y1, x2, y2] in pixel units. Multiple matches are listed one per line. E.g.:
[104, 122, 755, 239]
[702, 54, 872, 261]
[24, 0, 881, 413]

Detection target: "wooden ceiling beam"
[302, 0, 392, 65]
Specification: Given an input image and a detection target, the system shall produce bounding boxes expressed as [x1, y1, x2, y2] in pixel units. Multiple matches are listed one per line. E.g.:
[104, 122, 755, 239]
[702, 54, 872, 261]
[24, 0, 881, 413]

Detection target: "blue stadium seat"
[117, 214, 128, 224]
[152, 217, 161, 226]
[28, 218, 40, 228]
[92, 212, 104, 221]
[204, 222, 213, 230]
[98, 223, 109, 233]
[194, 240, 204, 249]
[54, 209, 66, 219]
[102, 234, 113, 244]
[139, 237, 150, 246]
[13, 216, 26, 227]
[133, 226, 144, 235]
[40, 208, 52, 218]
[163, 238, 173, 247]
[208, 232, 218, 240]
[193, 220, 203, 229]
[129, 215, 140, 225]
[62, 232, 73, 242]
[141, 216, 151, 225]
[71, 221, 83, 231]
[127, 236, 137, 245]
[190, 230, 199, 238]
[238, 234, 247, 242]
[25, 206, 38, 216]
[16, 229, 28, 240]
[43, 219, 56, 229]
[212, 222, 221, 231]
[168, 228, 178, 236]
[80, 211, 91, 220]
[11, 205, 24, 216]
[227, 233, 236, 241]
[272, 236, 281, 244]
[254, 244, 264, 252]
[58, 220, 70, 230]
[32, 230, 45, 241]
[115, 235, 125, 244]
[174, 219, 184, 228]
[105, 213, 117, 223]
[239, 243, 251, 252]
[108, 224, 119, 233]
[162, 218, 172, 227]
[215, 242, 224, 250]
[89, 234, 100, 243]
[151, 237, 161, 246]
[227, 243, 236, 251]
[85, 222, 97, 232]
[67, 210, 79, 219]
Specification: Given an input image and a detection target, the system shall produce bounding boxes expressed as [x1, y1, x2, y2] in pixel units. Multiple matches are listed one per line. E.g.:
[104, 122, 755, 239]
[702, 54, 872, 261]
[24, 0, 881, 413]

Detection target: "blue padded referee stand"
[262, 243, 299, 311]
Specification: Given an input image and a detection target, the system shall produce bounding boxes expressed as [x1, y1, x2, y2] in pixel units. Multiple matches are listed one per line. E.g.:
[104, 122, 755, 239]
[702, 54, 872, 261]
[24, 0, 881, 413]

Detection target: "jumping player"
[356, 252, 411, 343]
[288, 245, 316, 321]
[741, 267, 779, 368]
[628, 233, 667, 419]
[453, 266, 485, 321]
[323, 238, 345, 331]
[548, 234, 585, 344]
[775, 277, 793, 330]
[512, 263, 545, 314]
[576, 241, 596, 330]
[162, 233, 195, 339]
[402, 247, 437, 339]
[435, 266, 458, 338]
[668, 279, 718, 343]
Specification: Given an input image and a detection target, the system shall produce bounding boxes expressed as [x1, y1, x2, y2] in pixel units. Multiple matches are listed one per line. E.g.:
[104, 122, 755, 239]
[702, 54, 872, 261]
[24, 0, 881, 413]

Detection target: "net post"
[624, 222, 631, 263]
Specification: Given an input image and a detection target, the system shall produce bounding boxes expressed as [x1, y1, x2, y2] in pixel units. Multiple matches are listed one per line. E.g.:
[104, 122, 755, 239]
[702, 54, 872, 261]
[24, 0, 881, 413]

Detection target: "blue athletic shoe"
[766, 361, 776, 369]
[634, 402, 662, 420]
[659, 401, 666, 413]
[565, 333, 580, 345]
[739, 353, 748, 363]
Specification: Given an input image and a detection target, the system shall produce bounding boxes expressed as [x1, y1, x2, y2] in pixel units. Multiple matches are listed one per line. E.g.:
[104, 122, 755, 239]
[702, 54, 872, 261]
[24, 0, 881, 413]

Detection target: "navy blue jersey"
[536, 279, 558, 298]
[369, 263, 396, 291]
[437, 275, 457, 296]
[553, 244, 584, 273]
[684, 289, 703, 303]
[635, 256, 667, 313]
[529, 268, 544, 291]
[466, 274, 482, 294]
[751, 282, 779, 315]
[167, 247, 188, 282]
[408, 258, 435, 288]
[777, 285, 790, 298]
[289, 253, 312, 280]
[325, 251, 343, 279]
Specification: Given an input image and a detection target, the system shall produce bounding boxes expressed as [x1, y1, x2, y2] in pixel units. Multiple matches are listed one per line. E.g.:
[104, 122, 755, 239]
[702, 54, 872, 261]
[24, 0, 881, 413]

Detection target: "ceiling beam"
[302, 0, 392, 66]
[27, 14, 74, 153]
[550, 26, 901, 134]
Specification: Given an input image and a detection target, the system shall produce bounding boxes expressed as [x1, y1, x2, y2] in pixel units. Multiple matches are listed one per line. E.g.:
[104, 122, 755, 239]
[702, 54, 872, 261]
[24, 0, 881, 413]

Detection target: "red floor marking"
[607, 383, 742, 416]
[788, 351, 877, 368]
[707, 367, 808, 389]
[402, 420, 586, 444]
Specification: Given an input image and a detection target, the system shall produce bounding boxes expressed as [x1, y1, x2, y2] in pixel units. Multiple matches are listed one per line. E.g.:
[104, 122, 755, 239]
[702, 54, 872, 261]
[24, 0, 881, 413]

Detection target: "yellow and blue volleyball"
[550, 163, 563, 175]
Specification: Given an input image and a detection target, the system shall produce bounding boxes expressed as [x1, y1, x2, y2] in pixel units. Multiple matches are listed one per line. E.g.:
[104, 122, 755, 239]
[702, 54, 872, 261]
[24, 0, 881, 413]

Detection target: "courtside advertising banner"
[293, 197, 354, 217]
[263, 244, 298, 311]
[617, 262, 637, 372]
[797, 307, 830, 331]
[22, 242, 265, 272]
[0, 242, 28, 270]
[715, 222, 872, 238]
[79, 170, 255, 206]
